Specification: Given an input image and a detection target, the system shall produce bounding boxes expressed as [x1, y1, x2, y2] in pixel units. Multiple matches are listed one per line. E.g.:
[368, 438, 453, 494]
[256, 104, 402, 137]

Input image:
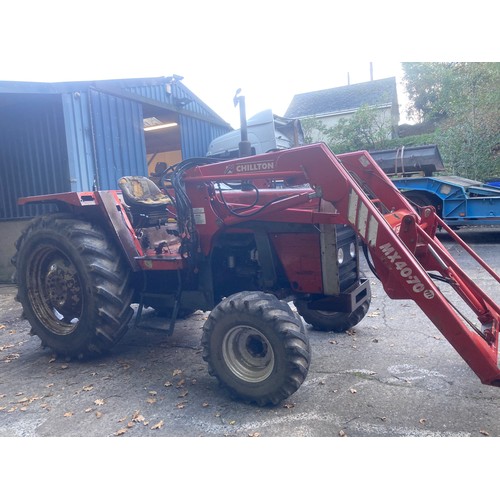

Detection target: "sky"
[2, 1, 496, 129]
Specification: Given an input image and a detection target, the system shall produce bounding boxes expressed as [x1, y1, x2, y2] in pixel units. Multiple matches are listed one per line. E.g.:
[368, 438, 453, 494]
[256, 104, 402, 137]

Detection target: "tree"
[402, 62, 500, 180]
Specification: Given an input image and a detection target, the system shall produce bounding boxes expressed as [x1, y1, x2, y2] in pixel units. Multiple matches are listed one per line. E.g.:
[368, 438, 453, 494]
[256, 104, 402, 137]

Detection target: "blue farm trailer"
[369, 145, 500, 228]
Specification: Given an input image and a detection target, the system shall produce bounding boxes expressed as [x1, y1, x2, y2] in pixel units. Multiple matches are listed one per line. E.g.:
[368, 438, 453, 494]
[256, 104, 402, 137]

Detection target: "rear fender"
[18, 190, 143, 271]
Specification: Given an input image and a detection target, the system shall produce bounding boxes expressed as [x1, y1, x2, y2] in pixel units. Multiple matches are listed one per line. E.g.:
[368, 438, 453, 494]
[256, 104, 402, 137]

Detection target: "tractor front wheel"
[202, 291, 311, 406]
[12, 214, 134, 358]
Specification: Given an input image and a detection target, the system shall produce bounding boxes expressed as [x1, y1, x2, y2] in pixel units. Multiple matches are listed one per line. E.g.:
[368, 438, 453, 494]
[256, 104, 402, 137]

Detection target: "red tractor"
[12, 143, 500, 405]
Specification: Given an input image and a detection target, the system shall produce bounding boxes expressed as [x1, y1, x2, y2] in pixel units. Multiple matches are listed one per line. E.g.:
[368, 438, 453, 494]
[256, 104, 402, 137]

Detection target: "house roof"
[284, 77, 398, 119]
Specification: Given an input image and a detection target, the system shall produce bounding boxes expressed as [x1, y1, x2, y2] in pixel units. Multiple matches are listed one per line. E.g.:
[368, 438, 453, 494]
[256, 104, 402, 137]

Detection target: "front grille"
[336, 225, 359, 291]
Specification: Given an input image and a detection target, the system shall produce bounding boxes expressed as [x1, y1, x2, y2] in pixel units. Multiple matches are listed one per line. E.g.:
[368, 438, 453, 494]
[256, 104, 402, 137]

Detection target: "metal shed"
[0, 76, 231, 220]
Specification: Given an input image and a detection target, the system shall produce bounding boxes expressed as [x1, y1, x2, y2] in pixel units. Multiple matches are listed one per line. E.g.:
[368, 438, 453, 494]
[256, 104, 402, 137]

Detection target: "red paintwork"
[180, 144, 500, 387]
[19, 143, 500, 386]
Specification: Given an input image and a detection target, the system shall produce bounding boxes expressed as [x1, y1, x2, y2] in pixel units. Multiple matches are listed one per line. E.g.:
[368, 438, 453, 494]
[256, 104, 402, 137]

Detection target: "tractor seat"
[118, 176, 170, 208]
[118, 176, 173, 227]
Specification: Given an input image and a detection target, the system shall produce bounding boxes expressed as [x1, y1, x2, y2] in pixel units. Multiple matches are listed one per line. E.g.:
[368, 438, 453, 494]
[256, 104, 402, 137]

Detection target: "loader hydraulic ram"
[181, 143, 500, 387]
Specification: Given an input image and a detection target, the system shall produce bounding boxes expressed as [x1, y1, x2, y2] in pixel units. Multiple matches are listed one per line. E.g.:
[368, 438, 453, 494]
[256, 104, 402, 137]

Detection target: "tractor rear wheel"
[202, 291, 311, 406]
[12, 213, 134, 358]
[294, 298, 370, 332]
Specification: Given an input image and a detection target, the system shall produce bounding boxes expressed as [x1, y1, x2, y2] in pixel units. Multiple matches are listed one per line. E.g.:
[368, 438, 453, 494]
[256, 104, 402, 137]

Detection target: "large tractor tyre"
[294, 297, 370, 333]
[12, 213, 134, 359]
[201, 291, 311, 406]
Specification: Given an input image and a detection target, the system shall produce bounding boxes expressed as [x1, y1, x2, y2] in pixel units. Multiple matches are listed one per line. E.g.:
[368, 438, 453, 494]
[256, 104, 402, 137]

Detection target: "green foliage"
[402, 62, 500, 181]
[303, 105, 394, 154]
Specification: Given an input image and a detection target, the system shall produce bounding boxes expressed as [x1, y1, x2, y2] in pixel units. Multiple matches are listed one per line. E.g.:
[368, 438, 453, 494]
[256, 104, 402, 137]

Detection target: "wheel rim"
[222, 326, 275, 383]
[27, 245, 83, 335]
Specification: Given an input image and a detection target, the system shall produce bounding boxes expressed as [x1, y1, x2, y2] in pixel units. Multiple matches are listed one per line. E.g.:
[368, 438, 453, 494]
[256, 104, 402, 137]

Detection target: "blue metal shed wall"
[61, 91, 97, 191]
[89, 89, 148, 190]
[0, 96, 69, 219]
[179, 115, 231, 158]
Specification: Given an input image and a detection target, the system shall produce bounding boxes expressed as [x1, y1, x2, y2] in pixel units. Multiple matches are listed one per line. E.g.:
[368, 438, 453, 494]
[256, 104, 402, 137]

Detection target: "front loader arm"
[184, 143, 500, 387]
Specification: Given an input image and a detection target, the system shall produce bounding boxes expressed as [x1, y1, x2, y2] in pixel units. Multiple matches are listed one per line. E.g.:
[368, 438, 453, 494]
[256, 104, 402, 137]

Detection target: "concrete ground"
[1, 227, 499, 439]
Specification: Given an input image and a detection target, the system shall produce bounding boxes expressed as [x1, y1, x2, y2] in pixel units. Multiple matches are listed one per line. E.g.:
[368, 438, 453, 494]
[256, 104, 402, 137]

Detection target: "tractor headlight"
[337, 248, 344, 265]
[349, 242, 356, 258]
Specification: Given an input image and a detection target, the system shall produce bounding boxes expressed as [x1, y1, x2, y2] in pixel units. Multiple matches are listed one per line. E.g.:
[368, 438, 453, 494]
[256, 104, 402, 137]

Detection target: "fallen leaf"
[176, 379, 185, 388]
[178, 390, 189, 398]
[60, 364, 68, 370]
[339, 430, 346, 437]
[202, 402, 209, 408]
[148, 391, 157, 396]
[248, 432, 260, 437]
[83, 385, 93, 392]
[115, 428, 127, 436]
[419, 418, 426, 425]
[0, 325, 5, 330]
[151, 420, 164, 430]
[172, 369, 182, 377]
[64, 412, 73, 417]
[350, 388, 357, 394]
[229, 420, 236, 425]
[95, 411, 102, 418]
[94, 399, 105, 406]
[84, 408, 93, 413]
[176, 402, 186, 409]
[132, 411, 145, 423]
[283, 403, 295, 409]
[480, 430, 490, 436]
[146, 397, 157, 404]
[127, 422, 135, 428]
[164, 381, 173, 387]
